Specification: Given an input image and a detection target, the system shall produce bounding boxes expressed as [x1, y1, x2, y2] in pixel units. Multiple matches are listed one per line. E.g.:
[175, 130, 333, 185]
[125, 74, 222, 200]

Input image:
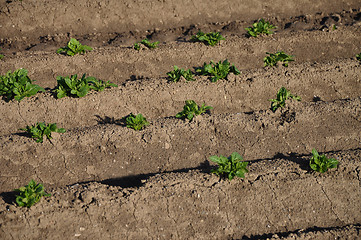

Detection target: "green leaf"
[269, 87, 300, 112]
[176, 100, 212, 121]
[14, 180, 50, 208]
[167, 66, 195, 82]
[196, 59, 239, 82]
[246, 19, 276, 37]
[124, 113, 150, 131]
[309, 149, 339, 173]
[57, 38, 92, 56]
[20, 122, 66, 143]
[264, 51, 294, 67]
[191, 31, 225, 46]
[0, 69, 44, 102]
[134, 39, 159, 50]
[356, 53, 361, 62]
[210, 152, 249, 180]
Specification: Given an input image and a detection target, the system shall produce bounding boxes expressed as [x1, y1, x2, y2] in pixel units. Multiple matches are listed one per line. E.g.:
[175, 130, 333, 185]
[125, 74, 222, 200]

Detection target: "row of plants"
[0, 51, 291, 102]
[0, 69, 118, 102]
[14, 148, 339, 208]
[19, 86, 299, 143]
[53, 19, 275, 57]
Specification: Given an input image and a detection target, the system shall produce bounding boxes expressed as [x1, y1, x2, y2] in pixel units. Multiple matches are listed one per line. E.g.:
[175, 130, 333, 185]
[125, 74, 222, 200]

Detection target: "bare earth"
[0, 0, 361, 239]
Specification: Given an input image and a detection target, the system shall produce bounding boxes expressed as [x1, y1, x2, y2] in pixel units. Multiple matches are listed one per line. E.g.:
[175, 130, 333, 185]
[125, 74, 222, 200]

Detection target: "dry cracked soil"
[0, 0, 361, 239]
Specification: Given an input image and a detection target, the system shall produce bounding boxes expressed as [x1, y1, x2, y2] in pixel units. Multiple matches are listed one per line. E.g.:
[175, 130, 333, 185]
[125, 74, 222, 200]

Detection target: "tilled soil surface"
[0, 0, 361, 239]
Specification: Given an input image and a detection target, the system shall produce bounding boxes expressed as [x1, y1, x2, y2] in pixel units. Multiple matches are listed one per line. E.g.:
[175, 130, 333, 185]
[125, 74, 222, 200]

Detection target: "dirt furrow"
[0, 25, 360, 89]
[266, 224, 361, 240]
[0, 58, 360, 137]
[0, 149, 360, 239]
[0, 98, 359, 192]
[1, 0, 360, 40]
[2, 8, 361, 53]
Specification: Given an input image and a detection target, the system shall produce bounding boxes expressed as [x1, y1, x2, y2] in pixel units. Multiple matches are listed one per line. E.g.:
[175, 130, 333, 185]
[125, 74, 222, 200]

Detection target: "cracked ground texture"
[0, 0, 361, 239]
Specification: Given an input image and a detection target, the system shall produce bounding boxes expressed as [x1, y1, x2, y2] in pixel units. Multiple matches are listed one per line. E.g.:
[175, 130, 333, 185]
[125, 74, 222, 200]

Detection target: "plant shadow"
[273, 152, 310, 171]
[99, 160, 211, 188]
[94, 115, 123, 126]
[0, 191, 16, 205]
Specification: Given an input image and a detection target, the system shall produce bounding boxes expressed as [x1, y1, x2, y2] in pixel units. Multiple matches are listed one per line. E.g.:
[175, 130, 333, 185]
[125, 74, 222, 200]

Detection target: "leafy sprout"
[54, 74, 117, 98]
[309, 149, 339, 173]
[56, 38, 93, 56]
[54, 74, 90, 98]
[196, 59, 240, 82]
[0, 48, 4, 60]
[264, 51, 294, 67]
[210, 152, 249, 180]
[356, 53, 361, 62]
[191, 31, 225, 46]
[14, 180, 51, 208]
[20, 122, 66, 143]
[124, 113, 150, 131]
[134, 39, 159, 50]
[0, 69, 45, 102]
[176, 100, 213, 121]
[269, 87, 301, 112]
[87, 77, 118, 91]
[167, 66, 195, 82]
[245, 19, 276, 37]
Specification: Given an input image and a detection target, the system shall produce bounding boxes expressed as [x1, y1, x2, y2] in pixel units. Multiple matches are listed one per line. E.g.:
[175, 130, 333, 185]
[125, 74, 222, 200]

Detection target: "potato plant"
[54, 74, 117, 98]
[57, 38, 93, 56]
[269, 87, 301, 112]
[0, 69, 45, 102]
[134, 39, 159, 50]
[167, 66, 195, 82]
[245, 19, 276, 37]
[20, 122, 66, 143]
[191, 31, 225, 46]
[196, 59, 240, 82]
[124, 113, 150, 131]
[356, 53, 361, 62]
[14, 180, 51, 208]
[176, 100, 213, 121]
[210, 152, 249, 180]
[309, 149, 339, 173]
[264, 51, 294, 67]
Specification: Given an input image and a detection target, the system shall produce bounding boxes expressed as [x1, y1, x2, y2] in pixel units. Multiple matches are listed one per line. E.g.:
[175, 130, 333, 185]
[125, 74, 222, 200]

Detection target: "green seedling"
[309, 149, 339, 173]
[0, 69, 45, 102]
[134, 39, 159, 50]
[196, 59, 240, 82]
[20, 122, 66, 143]
[14, 180, 51, 208]
[245, 19, 276, 37]
[191, 31, 225, 46]
[55, 74, 90, 98]
[176, 100, 213, 121]
[210, 152, 249, 180]
[124, 113, 150, 131]
[356, 53, 361, 62]
[264, 51, 294, 67]
[167, 66, 195, 82]
[57, 38, 93, 56]
[87, 77, 118, 91]
[54, 74, 117, 98]
[269, 87, 300, 112]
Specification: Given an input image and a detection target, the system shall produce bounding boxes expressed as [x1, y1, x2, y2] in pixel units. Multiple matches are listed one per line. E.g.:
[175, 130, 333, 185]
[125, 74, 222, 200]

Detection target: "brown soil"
[0, 0, 361, 239]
